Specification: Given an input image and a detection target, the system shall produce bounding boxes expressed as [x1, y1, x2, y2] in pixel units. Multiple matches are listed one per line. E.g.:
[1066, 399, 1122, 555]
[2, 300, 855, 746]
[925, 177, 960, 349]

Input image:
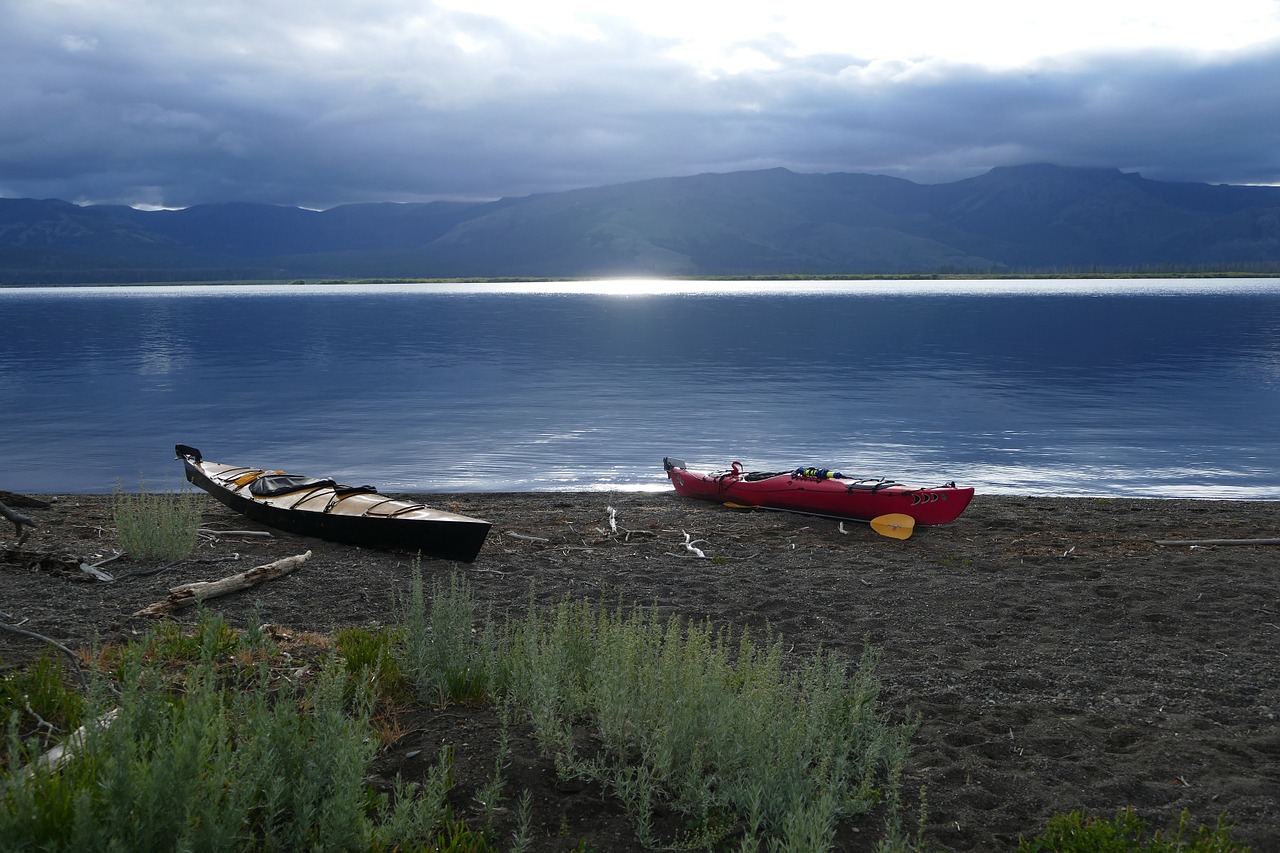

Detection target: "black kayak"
[176, 445, 490, 562]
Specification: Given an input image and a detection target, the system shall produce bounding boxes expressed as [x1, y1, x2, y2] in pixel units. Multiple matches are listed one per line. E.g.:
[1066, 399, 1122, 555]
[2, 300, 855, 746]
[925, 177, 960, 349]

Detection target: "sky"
[3, 0, 1280, 209]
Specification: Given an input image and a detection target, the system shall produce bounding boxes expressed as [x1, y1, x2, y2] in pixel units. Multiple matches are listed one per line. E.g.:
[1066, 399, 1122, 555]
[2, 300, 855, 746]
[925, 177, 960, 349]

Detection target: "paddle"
[723, 503, 915, 539]
[869, 513, 915, 540]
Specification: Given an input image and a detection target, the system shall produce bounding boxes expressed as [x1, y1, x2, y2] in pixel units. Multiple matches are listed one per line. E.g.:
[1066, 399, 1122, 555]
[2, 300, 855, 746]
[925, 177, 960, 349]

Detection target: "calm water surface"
[2, 278, 1278, 498]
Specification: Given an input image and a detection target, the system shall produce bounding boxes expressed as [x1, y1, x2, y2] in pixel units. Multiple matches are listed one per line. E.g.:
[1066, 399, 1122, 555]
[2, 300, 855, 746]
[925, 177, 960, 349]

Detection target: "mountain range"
[3, 163, 1280, 284]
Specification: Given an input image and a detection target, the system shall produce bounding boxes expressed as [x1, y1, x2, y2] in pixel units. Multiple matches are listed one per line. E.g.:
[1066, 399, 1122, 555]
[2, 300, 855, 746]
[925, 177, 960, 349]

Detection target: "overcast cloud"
[3, 1, 1280, 209]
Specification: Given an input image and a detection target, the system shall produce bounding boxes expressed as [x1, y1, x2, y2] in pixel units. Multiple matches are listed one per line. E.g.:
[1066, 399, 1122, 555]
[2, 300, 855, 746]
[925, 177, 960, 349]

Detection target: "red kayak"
[664, 457, 974, 525]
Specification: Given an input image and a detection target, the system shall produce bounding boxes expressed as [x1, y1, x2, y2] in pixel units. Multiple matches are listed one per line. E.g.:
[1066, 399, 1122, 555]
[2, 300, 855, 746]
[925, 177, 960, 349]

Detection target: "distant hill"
[4, 164, 1280, 284]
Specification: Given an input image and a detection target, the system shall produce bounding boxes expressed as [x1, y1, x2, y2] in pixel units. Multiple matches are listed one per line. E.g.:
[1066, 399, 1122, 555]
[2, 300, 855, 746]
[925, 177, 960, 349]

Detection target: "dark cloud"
[2, 3, 1278, 208]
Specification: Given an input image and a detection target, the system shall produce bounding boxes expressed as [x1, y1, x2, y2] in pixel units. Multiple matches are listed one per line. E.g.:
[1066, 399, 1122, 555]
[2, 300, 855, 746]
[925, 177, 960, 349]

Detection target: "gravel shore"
[3, 491, 1277, 850]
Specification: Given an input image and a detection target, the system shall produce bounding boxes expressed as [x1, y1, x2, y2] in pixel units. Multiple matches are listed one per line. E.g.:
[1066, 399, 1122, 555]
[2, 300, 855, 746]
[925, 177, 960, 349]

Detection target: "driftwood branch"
[0, 499, 37, 545]
[1156, 538, 1280, 546]
[134, 551, 311, 616]
[0, 620, 88, 689]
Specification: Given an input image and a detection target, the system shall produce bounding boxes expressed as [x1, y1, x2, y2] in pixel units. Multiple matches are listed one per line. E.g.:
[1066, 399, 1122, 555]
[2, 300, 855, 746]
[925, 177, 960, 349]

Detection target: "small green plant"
[0, 651, 86, 772]
[142, 611, 243, 662]
[335, 626, 412, 705]
[1019, 807, 1251, 852]
[428, 815, 501, 852]
[473, 698, 513, 831]
[111, 478, 202, 562]
[508, 789, 534, 853]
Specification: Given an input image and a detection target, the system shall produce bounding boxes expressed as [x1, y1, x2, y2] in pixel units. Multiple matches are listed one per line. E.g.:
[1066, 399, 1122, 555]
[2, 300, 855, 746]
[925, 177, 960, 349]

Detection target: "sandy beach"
[2, 491, 1278, 850]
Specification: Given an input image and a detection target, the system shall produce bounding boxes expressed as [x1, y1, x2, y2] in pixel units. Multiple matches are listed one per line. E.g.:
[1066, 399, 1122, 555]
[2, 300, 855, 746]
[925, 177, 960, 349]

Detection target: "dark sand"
[3, 492, 1278, 850]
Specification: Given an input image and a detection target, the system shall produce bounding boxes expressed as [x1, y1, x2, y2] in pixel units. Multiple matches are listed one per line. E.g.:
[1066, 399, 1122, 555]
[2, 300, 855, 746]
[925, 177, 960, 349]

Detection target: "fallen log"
[133, 551, 311, 616]
[0, 490, 50, 509]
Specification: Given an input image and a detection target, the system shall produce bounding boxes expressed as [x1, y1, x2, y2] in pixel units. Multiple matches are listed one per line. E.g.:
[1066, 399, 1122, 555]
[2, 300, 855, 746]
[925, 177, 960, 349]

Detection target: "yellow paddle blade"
[870, 513, 915, 540]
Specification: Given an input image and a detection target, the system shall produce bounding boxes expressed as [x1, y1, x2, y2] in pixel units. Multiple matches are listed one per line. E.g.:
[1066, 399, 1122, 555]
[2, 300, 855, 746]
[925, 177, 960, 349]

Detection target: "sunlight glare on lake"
[593, 278, 695, 296]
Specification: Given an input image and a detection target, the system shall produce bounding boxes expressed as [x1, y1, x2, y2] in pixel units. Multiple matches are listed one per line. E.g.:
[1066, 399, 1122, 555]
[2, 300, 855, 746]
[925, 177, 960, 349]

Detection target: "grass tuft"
[1019, 807, 1251, 852]
[0, 651, 86, 774]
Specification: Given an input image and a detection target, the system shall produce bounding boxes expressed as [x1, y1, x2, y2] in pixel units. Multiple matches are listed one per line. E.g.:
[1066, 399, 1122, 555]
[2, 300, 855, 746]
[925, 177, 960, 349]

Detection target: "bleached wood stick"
[504, 531, 550, 542]
[17, 709, 120, 780]
[133, 551, 311, 616]
[199, 528, 274, 539]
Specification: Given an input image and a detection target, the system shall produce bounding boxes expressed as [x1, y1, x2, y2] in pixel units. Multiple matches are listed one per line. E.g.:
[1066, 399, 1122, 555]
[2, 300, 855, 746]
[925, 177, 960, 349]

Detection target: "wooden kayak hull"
[664, 457, 973, 525]
[177, 445, 490, 562]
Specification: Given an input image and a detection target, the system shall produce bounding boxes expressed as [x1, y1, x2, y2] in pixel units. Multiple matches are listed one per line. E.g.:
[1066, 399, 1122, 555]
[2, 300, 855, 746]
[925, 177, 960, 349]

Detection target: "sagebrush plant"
[398, 568, 491, 705]
[111, 478, 203, 561]
[0, 612, 469, 852]
[398, 567, 921, 851]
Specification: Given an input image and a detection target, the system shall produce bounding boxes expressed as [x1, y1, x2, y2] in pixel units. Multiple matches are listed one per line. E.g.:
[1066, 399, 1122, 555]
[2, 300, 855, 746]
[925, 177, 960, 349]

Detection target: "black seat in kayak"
[249, 474, 336, 497]
[248, 473, 380, 498]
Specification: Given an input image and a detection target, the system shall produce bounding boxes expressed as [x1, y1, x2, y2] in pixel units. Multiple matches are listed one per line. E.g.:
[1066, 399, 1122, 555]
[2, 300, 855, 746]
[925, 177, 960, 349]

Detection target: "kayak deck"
[195, 460, 479, 523]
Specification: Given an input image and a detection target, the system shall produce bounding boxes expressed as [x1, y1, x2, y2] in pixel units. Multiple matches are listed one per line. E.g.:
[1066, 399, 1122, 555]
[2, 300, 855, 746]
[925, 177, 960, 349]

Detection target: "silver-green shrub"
[0, 613, 456, 851]
[111, 480, 202, 562]
[398, 568, 916, 850]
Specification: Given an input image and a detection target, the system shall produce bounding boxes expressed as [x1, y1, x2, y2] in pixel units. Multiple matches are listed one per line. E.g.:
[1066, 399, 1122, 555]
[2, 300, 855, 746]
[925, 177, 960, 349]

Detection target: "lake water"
[2, 278, 1278, 499]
